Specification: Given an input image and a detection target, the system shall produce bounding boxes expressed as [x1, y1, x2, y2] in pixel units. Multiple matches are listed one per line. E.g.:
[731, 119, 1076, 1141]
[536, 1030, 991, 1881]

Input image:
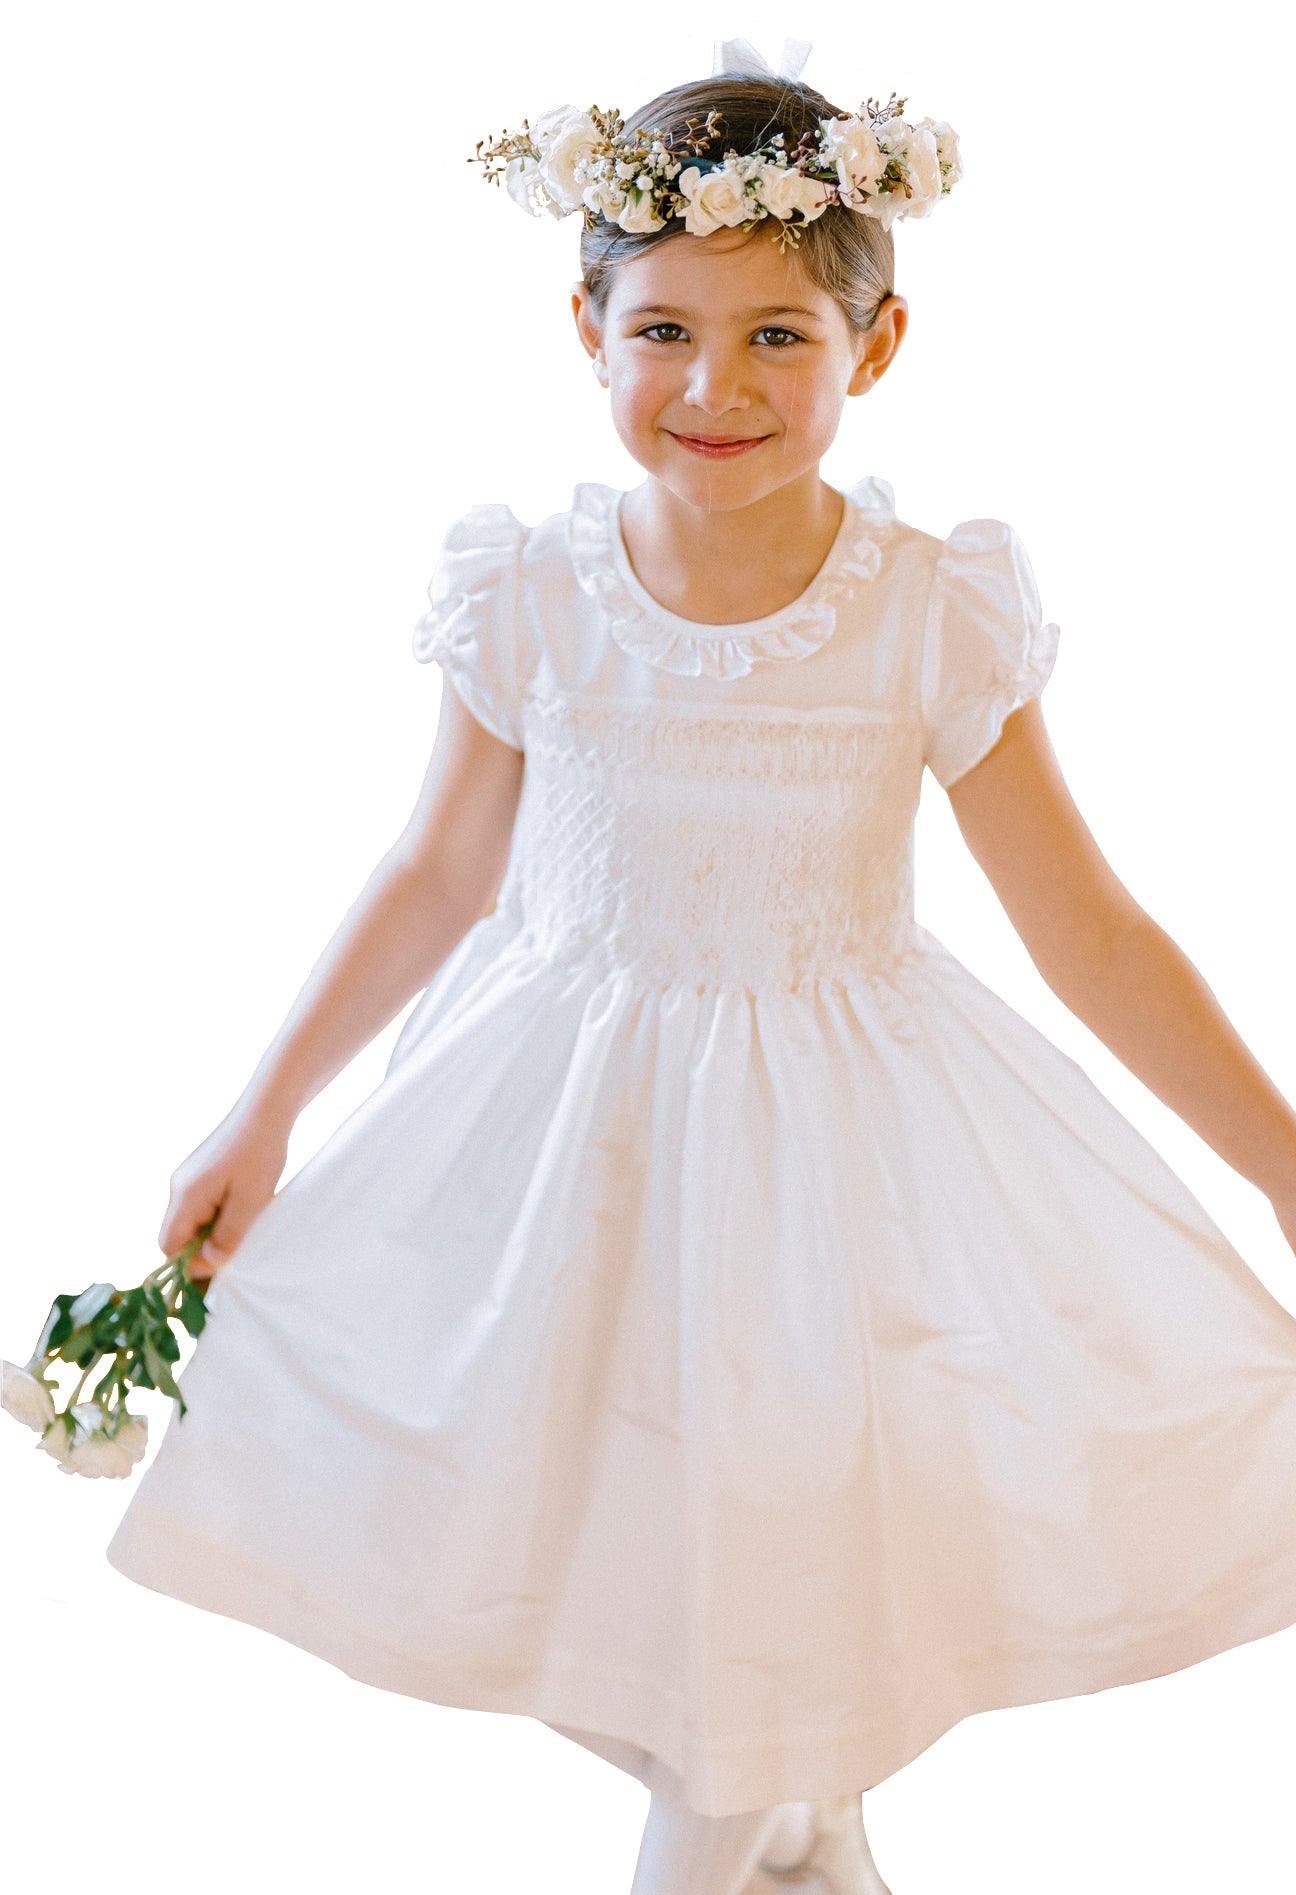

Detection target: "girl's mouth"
[668, 432, 770, 459]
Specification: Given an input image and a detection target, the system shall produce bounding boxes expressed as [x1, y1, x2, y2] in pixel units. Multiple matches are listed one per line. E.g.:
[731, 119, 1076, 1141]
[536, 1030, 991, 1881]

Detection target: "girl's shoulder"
[408, 488, 604, 745]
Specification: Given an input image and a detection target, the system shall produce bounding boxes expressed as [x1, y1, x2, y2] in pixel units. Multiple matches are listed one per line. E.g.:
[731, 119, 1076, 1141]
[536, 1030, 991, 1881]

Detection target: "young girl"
[106, 38, 1296, 1895]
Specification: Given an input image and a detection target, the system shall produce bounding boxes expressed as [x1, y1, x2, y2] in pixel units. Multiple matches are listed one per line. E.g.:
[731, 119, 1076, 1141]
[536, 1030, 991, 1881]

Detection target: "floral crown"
[468, 36, 962, 253]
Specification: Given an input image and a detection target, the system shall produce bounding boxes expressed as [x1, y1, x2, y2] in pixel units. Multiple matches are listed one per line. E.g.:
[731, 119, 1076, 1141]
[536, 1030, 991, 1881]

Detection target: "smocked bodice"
[493, 694, 926, 991]
[409, 474, 1060, 995]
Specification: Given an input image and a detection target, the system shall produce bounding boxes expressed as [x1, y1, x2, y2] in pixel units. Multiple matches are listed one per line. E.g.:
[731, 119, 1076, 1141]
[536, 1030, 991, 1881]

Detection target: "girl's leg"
[543, 1723, 839, 1892]
[629, 1775, 783, 1895]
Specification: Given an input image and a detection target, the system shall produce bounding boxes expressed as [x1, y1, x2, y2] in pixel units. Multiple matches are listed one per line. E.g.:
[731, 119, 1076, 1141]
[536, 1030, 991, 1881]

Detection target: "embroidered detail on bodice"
[568, 476, 898, 681]
[493, 694, 925, 991]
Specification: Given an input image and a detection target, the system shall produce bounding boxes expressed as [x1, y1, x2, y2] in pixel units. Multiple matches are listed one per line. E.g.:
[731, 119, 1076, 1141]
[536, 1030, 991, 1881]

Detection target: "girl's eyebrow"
[622, 302, 823, 321]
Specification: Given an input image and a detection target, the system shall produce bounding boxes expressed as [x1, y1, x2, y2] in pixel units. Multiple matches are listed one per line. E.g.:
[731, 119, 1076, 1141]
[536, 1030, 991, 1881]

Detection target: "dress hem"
[105, 1503, 1296, 1817]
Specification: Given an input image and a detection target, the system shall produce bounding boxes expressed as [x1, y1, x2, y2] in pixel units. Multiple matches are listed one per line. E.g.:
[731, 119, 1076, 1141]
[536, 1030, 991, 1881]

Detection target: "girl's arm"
[944, 700, 1296, 1241]
[160, 689, 524, 1271]
[237, 688, 525, 1131]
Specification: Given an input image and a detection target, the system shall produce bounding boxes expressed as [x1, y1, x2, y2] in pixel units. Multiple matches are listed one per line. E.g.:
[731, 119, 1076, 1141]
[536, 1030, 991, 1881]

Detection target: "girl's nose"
[684, 352, 754, 415]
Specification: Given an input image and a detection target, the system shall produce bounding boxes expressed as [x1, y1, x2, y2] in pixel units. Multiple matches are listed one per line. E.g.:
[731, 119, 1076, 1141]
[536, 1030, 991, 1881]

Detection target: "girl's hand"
[159, 1101, 293, 1285]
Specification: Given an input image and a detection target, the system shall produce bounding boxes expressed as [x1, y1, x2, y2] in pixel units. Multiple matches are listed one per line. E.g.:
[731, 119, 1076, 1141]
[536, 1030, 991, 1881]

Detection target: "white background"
[3, 4, 1295, 1891]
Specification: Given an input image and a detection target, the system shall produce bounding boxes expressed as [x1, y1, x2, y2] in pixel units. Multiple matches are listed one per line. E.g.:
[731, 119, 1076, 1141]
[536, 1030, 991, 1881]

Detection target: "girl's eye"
[636, 323, 805, 349]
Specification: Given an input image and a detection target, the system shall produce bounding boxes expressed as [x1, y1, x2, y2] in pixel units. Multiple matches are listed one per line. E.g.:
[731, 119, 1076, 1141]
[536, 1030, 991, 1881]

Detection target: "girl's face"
[571, 223, 906, 510]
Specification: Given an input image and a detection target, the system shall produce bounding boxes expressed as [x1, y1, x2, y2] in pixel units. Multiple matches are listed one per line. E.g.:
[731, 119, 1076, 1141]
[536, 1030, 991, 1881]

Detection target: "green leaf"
[37, 1294, 79, 1356]
[60, 1325, 103, 1369]
[152, 1323, 181, 1363]
[177, 1286, 208, 1338]
[127, 1350, 156, 1391]
[141, 1337, 182, 1403]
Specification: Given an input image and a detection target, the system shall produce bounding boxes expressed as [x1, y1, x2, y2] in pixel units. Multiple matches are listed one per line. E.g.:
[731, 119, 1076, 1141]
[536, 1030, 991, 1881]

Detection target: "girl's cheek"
[609, 371, 666, 431]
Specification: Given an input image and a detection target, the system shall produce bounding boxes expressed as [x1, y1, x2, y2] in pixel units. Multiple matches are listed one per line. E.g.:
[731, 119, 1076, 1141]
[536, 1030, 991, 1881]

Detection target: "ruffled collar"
[568, 475, 897, 680]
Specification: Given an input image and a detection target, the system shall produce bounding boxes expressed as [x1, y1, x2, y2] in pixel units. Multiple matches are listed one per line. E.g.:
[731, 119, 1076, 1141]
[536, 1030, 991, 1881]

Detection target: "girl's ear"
[847, 294, 909, 398]
[571, 281, 609, 386]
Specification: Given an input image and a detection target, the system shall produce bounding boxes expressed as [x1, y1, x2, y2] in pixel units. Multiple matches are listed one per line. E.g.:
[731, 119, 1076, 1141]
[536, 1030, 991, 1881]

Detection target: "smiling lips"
[669, 431, 770, 458]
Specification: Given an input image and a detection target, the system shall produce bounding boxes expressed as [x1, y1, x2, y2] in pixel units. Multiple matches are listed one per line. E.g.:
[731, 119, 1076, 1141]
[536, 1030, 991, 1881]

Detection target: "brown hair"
[580, 72, 896, 340]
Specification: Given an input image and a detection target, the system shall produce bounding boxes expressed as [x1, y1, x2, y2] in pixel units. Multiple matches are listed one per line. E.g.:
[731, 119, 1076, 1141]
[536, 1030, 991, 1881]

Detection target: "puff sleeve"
[920, 518, 1061, 788]
[412, 502, 530, 750]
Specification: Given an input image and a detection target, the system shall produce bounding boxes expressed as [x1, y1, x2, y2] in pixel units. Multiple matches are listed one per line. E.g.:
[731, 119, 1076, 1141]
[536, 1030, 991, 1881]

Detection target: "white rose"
[2, 1359, 56, 1433]
[38, 1411, 75, 1465]
[677, 163, 753, 236]
[531, 104, 608, 216]
[754, 162, 832, 224]
[614, 187, 669, 234]
[63, 1435, 136, 1478]
[583, 179, 628, 221]
[504, 154, 561, 220]
[922, 118, 963, 193]
[818, 115, 886, 207]
[888, 120, 944, 218]
[859, 186, 907, 232]
[111, 1410, 149, 1464]
[44, 1401, 137, 1479]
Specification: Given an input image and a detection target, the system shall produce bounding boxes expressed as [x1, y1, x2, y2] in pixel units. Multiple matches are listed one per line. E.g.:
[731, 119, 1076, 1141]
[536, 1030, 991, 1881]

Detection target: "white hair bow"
[712, 36, 813, 82]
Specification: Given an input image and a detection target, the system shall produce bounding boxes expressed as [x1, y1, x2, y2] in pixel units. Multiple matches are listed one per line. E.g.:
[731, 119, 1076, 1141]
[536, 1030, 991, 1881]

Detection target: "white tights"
[628, 1777, 788, 1895]
[546, 1722, 823, 1895]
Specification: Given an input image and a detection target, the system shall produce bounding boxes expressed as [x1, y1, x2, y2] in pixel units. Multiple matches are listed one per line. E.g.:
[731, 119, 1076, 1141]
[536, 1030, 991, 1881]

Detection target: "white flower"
[860, 187, 907, 231]
[754, 161, 832, 224]
[677, 162, 754, 236]
[110, 1411, 149, 1464]
[42, 1401, 147, 1480]
[39, 1412, 75, 1466]
[531, 104, 609, 216]
[887, 119, 944, 219]
[504, 154, 562, 220]
[818, 115, 886, 207]
[583, 179, 628, 221]
[614, 186, 669, 234]
[2, 1359, 56, 1433]
[924, 118, 963, 192]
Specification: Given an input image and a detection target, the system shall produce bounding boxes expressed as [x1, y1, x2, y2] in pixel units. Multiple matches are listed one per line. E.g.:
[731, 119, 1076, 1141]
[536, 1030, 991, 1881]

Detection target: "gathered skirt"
[107, 914, 1296, 1815]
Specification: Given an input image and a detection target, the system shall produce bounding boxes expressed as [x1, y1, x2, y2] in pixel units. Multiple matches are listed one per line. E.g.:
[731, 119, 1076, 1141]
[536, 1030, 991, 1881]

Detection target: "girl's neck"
[617, 468, 845, 627]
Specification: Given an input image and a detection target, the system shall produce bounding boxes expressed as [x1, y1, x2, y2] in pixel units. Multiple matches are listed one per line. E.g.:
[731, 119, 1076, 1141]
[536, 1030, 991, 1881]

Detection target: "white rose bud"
[2, 1359, 56, 1433]
[755, 162, 832, 224]
[583, 180, 628, 221]
[818, 115, 886, 207]
[615, 187, 669, 234]
[677, 163, 752, 236]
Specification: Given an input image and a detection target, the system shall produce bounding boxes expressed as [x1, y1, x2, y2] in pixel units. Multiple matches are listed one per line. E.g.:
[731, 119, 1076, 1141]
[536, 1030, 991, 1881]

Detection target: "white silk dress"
[106, 474, 1296, 1817]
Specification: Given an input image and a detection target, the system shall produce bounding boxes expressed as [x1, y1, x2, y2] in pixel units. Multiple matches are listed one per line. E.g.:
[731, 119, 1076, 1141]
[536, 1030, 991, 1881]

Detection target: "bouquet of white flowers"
[2, 1215, 215, 1478]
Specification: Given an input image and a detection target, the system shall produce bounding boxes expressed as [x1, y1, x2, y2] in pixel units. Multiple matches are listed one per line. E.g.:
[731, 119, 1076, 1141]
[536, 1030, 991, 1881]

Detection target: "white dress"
[107, 474, 1296, 1817]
